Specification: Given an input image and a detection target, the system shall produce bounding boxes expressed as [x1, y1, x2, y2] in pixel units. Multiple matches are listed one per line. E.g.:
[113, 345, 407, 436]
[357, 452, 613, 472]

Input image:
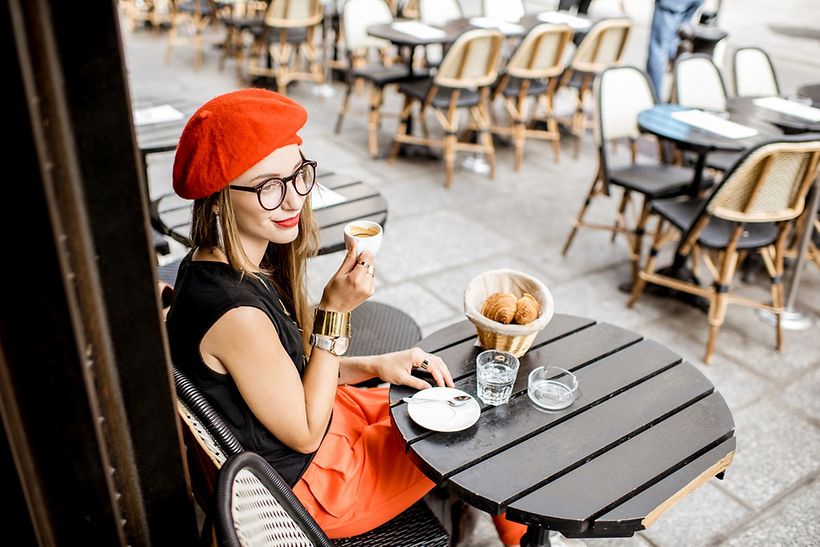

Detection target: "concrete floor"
[122, 1, 820, 545]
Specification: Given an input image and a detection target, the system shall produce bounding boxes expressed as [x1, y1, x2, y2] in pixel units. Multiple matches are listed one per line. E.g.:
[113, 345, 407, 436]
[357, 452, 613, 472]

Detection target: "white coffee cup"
[344, 220, 383, 257]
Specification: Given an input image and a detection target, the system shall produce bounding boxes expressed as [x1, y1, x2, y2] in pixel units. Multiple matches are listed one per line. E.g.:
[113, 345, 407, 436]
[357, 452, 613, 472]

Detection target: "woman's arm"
[201, 306, 340, 454]
[339, 348, 454, 389]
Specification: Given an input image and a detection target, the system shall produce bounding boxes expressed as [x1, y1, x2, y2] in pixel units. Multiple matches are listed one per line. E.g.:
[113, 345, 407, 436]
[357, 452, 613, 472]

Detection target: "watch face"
[333, 336, 350, 355]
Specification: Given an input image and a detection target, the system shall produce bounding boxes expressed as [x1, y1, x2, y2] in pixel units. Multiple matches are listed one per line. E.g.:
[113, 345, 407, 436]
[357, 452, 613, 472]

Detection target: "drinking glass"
[475, 350, 520, 406]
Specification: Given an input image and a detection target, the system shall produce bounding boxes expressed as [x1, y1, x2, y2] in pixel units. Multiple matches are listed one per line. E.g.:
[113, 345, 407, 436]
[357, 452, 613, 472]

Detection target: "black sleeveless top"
[166, 253, 314, 486]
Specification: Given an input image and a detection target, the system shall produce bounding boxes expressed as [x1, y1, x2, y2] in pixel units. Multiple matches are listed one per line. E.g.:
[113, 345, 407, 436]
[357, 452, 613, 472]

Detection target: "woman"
[166, 88, 525, 545]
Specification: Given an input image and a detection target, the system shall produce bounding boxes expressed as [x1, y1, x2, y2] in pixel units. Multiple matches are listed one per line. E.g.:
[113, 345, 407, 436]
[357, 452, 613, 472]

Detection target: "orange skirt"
[292, 385, 526, 544]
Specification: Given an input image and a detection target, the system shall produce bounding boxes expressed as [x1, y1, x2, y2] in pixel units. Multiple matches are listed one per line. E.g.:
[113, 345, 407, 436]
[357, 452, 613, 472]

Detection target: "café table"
[132, 96, 200, 179]
[152, 171, 388, 255]
[797, 83, 820, 106]
[389, 315, 735, 546]
[727, 96, 820, 134]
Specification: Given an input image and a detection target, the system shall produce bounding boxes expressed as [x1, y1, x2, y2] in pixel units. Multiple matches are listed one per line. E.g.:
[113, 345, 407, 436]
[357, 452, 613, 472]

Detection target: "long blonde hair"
[190, 189, 320, 352]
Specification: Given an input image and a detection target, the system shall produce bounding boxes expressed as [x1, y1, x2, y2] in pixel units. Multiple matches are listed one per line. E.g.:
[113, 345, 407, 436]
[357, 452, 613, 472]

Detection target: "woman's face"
[228, 144, 308, 246]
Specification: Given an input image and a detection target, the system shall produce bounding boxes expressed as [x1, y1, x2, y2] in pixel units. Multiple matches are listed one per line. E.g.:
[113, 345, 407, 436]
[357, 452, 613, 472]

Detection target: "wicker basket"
[464, 269, 554, 357]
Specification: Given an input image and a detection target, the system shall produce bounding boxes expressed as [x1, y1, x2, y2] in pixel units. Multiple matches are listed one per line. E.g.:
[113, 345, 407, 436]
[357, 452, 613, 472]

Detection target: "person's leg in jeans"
[647, 0, 704, 98]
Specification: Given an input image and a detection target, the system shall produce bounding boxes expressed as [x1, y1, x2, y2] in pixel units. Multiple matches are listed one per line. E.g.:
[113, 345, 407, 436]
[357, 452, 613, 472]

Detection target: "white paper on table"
[670, 109, 759, 139]
[310, 183, 346, 210]
[390, 21, 447, 40]
[753, 96, 820, 122]
[468, 17, 524, 35]
[536, 11, 592, 30]
[133, 105, 184, 126]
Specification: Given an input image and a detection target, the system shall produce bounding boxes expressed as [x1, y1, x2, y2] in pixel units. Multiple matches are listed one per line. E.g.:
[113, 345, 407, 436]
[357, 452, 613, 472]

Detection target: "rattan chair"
[389, 29, 504, 188]
[419, 0, 462, 27]
[482, 0, 525, 22]
[732, 46, 780, 98]
[562, 66, 713, 282]
[672, 53, 728, 111]
[628, 136, 820, 363]
[335, 0, 422, 158]
[246, 0, 324, 93]
[491, 23, 572, 169]
[557, 17, 631, 157]
[165, 0, 216, 69]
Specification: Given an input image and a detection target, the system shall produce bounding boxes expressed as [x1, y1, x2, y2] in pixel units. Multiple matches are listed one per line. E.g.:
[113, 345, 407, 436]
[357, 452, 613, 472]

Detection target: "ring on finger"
[418, 358, 429, 371]
[367, 264, 375, 275]
[358, 260, 369, 269]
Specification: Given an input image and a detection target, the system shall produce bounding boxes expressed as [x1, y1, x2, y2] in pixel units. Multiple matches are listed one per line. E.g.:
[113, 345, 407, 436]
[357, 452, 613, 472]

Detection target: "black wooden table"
[727, 96, 820, 134]
[132, 96, 200, 176]
[151, 170, 388, 255]
[389, 316, 735, 545]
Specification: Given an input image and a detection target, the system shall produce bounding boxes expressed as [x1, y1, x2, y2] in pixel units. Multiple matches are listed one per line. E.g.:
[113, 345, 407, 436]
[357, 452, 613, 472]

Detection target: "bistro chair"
[672, 53, 728, 111]
[165, 0, 216, 69]
[732, 46, 780, 98]
[419, 0, 462, 27]
[491, 23, 573, 169]
[562, 66, 713, 283]
[246, 0, 325, 94]
[557, 17, 632, 157]
[214, 1, 269, 78]
[335, 0, 421, 158]
[483, 0, 525, 22]
[629, 136, 820, 364]
[389, 29, 504, 188]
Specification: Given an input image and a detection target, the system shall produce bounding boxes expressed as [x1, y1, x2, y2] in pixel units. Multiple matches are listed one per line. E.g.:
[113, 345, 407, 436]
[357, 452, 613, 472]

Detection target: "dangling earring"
[214, 210, 225, 252]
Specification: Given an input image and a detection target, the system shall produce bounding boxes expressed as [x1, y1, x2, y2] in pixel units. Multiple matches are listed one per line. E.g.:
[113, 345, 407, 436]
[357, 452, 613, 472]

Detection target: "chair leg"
[444, 132, 457, 188]
[334, 81, 353, 134]
[628, 217, 666, 308]
[368, 87, 384, 159]
[513, 121, 526, 172]
[771, 224, 790, 351]
[562, 172, 603, 256]
[479, 91, 495, 179]
[611, 189, 631, 243]
[704, 228, 743, 364]
[388, 96, 413, 164]
[630, 198, 651, 287]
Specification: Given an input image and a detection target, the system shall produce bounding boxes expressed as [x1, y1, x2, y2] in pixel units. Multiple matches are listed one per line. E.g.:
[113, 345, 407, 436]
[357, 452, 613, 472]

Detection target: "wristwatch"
[310, 333, 350, 356]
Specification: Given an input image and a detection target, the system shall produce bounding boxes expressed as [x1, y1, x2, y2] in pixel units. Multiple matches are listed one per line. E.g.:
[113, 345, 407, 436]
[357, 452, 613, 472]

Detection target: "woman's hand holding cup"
[319, 247, 376, 313]
[343, 220, 382, 257]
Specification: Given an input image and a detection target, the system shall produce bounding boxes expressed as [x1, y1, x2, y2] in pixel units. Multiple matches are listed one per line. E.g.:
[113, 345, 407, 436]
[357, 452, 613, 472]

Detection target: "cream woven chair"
[165, 0, 216, 69]
[491, 23, 572, 169]
[732, 46, 780, 98]
[389, 29, 504, 188]
[557, 17, 631, 157]
[673, 53, 727, 111]
[482, 0, 525, 22]
[562, 65, 713, 283]
[419, 0, 462, 27]
[629, 136, 820, 364]
[246, 0, 324, 94]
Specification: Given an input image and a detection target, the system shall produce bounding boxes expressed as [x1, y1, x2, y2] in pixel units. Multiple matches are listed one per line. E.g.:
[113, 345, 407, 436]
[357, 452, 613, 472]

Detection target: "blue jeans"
[647, 0, 704, 98]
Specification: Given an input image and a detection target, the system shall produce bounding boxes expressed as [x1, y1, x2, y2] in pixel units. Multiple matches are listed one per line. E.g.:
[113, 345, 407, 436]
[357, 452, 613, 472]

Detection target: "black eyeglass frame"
[228, 152, 318, 211]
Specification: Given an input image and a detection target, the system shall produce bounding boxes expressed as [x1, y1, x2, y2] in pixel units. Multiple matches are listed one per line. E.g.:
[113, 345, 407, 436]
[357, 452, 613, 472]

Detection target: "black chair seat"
[706, 150, 743, 172]
[178, 0, 213, 15]
[251, 26, 309, 45]
[498, 77, 549, 97]
[351, 64, 424, 86]
[610, 164, 712, 199]
[221, 16, 264, 31]
[398, 79, 481, 108]
[334, 501, 448, 547]
[564, 69, 594, 89]
[652, 198, 779, 250]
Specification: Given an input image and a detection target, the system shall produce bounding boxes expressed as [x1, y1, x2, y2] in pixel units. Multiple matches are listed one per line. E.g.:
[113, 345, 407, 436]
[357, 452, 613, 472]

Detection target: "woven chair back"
[570, 18, 631, 73]
[265, 0, 323, 28]
[707, 139, 820, 223]
[674, 53, 727, 111]
[505, 23, 572, 80]
[482, 0, 525, 22]
[435, 29, 504, 89]
[594, 65, 655, 145]
[419, 0, 461, 26]
[217, 452, 334, 547]
[343, 0, 393, 52]
[733, 47, 779, 97]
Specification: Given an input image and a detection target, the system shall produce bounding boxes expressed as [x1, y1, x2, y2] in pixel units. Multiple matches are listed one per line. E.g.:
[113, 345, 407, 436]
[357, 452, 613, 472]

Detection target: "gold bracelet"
[313, 308, 351, 338]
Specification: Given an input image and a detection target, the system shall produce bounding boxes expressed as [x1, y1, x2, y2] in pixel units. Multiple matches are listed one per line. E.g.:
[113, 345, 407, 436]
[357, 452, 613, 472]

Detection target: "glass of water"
[476, 350, 520, 406]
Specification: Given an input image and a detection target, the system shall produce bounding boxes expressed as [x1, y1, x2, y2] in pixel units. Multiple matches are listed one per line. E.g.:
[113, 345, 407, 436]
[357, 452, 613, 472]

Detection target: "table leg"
[522, 525, 552, 547]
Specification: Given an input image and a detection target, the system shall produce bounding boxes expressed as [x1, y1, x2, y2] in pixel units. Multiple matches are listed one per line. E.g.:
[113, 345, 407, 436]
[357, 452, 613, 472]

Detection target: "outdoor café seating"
[732, 46, 780, 98]
[629, 136, 820, 364]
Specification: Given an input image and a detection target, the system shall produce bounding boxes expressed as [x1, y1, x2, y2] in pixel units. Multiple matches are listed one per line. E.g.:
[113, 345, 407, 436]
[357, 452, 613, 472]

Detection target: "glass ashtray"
[527, 366, 579, 411]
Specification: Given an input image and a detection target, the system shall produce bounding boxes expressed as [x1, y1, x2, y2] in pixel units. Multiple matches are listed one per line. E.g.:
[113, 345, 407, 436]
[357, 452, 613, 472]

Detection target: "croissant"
[514, 293, 540, 325]
[481, 292, 517, 324]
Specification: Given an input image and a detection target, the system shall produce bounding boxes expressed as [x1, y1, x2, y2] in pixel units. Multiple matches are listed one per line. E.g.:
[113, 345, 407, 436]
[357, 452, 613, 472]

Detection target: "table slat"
[507, 392, 734, 535]
[447, 358, 707, 513]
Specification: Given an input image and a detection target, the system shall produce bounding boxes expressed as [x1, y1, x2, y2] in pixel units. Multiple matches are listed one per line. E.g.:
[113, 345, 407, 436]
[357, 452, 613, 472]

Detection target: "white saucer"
[406, 387, 481, 432]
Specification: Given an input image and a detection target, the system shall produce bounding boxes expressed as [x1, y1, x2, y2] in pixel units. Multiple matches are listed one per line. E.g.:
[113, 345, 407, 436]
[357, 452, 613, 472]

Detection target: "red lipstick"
[274, 214, 300, 228]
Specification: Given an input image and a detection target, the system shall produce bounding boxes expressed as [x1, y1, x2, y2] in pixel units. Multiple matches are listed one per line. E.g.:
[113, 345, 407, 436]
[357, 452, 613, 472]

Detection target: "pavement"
[121, 1, 820, 545]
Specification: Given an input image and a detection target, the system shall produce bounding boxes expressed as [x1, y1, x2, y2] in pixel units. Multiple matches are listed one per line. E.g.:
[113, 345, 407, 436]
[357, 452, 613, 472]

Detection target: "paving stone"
[724, 480, 820, 547]
[778, 367, 820, 423]
[718, 399, 820, 510]
[370, 282, 458, 329]
[642, 482, 751, 547]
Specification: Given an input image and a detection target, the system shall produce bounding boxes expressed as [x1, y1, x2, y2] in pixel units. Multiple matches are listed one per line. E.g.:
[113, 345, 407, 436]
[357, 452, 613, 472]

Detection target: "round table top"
[638, 104, 783, 153]
[797, 82, 820, 106]
[728, 96, 820, 133]
[388, 315, 736, 538]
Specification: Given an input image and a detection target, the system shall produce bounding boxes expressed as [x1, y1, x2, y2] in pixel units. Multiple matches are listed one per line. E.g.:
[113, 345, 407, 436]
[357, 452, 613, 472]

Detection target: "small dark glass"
[229, 152, 317, 211]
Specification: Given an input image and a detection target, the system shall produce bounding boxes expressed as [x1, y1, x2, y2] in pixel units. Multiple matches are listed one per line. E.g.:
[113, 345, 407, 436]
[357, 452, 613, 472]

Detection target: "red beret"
[172, 89, 308, 200]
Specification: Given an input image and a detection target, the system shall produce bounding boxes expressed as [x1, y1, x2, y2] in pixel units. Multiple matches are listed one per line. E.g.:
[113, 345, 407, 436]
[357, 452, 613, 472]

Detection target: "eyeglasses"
[228, 152, 317, 211]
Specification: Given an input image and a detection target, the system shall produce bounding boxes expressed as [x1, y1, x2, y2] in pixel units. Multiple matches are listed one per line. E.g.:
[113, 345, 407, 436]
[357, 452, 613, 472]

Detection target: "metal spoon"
[402, 395, 472, 407]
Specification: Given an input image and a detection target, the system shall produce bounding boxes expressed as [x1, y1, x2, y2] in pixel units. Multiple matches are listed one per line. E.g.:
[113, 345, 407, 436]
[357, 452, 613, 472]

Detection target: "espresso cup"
[344, 220, 383, 257]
